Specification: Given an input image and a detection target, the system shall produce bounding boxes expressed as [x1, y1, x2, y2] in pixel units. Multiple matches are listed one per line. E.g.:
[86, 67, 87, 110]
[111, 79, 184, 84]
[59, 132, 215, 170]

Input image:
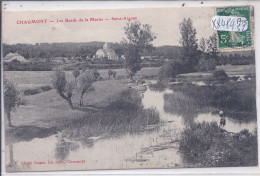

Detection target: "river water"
[5, 88, 257, 172]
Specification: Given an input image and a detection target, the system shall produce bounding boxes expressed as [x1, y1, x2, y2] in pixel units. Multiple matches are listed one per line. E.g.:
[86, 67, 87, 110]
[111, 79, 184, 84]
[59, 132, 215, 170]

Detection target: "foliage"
[179, 122, 221, 162]
[124, 45, 142, 79]
[197, 54, 217, 71]
[23, 85, 52, 96]
[4, 79, 20, 126]
[179, 122, 258, 167]
[167, 80, 256, 120]
[91, 69, 100, 80]
[179, 18, 199, 71]
[51, 68, 75, 109]
[158, 60, 186, 79]
[212, 69, 228, 81]
[112, 70, 117, 78]
[77, 69, 99, 106]
[4, 61, 53, 71]
[122, 21, 156, 79]
[108, 69, 113, 79]
[206, 33, 219, 65]
[199, 37, 206, 52]
[72, 68, 80, 80]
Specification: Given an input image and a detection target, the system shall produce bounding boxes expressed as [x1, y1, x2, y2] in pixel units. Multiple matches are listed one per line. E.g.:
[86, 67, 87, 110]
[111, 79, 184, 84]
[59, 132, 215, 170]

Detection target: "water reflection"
[6, 144, 31, 172]
[55, 136, 80, 161]
[6, 145, 18, 171]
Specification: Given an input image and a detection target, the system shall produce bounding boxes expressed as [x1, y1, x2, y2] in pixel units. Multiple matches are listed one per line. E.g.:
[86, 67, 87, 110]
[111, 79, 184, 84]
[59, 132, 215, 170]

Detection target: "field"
[176, 64, 255, 82]
[4, 67, 159, 144]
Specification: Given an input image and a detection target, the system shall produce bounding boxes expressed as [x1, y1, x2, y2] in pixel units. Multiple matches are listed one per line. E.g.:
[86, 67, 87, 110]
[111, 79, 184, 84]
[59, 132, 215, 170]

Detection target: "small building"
[4, 53, 28, 63]
[95, 43, 118, 60]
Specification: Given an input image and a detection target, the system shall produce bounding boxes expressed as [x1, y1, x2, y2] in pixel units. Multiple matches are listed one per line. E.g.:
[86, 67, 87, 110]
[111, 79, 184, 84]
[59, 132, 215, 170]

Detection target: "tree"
[4, 79, 20, 126]
[51, 68, 75, 109]
[122, 21, 156, 79]
[92, 69, 100, 80]
[207, 33, 219, 64]
[158, 60, 186, 79]
[108, 69, 113, 79]
[78, 70, 98, 107]
[112, 71, 117, 78]
[179, 18, 199, 72]
[25, 50, 30, 59]
[197, 56, 216, 71]
[199, 37, 206, 52]
[72, 68, 80, 82]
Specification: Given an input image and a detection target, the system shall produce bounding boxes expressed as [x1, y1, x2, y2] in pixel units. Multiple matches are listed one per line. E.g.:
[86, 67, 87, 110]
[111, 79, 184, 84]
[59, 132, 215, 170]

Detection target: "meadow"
[4, 67, 159, 144]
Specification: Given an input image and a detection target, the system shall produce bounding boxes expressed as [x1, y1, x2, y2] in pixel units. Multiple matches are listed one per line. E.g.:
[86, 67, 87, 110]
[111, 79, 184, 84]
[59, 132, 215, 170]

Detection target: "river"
[5, 88, 257, 172]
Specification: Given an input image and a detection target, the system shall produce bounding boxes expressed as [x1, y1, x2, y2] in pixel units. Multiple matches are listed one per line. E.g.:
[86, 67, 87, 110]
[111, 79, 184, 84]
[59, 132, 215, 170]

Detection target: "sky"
[2, 7, 216, 46]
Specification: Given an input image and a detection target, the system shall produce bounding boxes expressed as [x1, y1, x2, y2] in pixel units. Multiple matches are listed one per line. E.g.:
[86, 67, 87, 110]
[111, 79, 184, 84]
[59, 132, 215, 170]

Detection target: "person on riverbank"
[219, 111, 226, 127]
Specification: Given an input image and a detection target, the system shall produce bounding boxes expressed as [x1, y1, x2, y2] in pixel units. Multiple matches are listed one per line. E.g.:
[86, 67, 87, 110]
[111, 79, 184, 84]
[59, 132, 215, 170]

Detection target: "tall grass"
[61, 89, 160, 142]
[166, 80, 256, 120]
[179, 122, 258, 167]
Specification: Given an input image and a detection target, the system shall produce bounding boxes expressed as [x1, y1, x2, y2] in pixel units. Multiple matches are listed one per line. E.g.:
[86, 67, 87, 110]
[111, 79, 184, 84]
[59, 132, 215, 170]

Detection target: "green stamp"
[214, 6, 253, 50]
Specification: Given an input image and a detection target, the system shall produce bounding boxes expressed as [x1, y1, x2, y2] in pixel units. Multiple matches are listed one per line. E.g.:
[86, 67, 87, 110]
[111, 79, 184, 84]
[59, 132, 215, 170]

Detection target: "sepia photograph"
[2, 5, 257, 172]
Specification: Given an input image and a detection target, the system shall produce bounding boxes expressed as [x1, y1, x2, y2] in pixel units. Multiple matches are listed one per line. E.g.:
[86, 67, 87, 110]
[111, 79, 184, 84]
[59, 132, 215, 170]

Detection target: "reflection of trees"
[55, 137, 80, 161]
[7, 144, 17, 170]
[163, 92, 199, 127]
[6, 144, 32, 172]
[178, 110, 198, 127]
[6, 144, 31, 172]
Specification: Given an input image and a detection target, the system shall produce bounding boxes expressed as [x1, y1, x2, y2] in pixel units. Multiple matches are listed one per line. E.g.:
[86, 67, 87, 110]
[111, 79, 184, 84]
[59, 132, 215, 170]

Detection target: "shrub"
[149, 81, 167, 92]
[158, 60, 186, 80]
[112, 71, 117, 78]
[179, 122, 221, 162]
[108, 69, 113, 79]
[91, 69, 100, 80]
[212, 69, 228, 81]
[23, 86, 52, 96]
[72, 68, 80, 80]
[197, 56, 216, 71]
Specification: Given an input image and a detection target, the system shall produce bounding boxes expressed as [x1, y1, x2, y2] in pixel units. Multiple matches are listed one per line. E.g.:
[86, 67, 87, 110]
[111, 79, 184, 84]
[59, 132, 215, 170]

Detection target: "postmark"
[213, 6, 254, 51]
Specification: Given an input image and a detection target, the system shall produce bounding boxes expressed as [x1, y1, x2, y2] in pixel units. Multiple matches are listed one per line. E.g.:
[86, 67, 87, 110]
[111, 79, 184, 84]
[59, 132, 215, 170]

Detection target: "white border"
[1, 1, 260, 175]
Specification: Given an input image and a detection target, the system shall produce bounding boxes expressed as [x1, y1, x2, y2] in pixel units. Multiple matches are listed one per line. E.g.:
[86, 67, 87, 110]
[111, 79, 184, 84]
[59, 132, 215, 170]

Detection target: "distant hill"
[3, 42, 254, 60]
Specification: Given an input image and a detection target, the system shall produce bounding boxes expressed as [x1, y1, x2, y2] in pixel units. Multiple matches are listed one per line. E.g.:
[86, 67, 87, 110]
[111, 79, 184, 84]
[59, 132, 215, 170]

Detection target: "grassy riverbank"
[179, 122, 258, 167]
[165, 80, 256, 121]
[60, 89, 160, 143]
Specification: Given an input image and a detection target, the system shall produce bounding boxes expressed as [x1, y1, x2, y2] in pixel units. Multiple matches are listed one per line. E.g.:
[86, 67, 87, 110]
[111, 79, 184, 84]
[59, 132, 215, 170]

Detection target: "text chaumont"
[17, 19, 48, 24]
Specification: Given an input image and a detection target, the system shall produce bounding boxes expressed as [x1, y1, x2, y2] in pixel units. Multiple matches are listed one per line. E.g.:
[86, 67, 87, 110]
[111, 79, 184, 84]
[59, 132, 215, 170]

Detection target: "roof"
[4, 53, 28, 63]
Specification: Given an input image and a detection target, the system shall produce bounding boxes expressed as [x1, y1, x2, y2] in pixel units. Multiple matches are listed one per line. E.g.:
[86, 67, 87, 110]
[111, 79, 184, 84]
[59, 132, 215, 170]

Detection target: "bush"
[158, 60, 186, 80]
[149, 81, 167, 92]
[197, 57, 216, 71]
[23, 86, 52, 96]
[179, 122, 221, 162]
[108, 69, 113, 79]
[179, 122, 258, 167]
[212, 69, 228, 81]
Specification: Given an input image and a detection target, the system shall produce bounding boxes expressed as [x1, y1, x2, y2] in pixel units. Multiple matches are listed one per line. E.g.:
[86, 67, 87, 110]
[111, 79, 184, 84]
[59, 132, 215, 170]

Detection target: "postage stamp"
[213, 6, 254, 51]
